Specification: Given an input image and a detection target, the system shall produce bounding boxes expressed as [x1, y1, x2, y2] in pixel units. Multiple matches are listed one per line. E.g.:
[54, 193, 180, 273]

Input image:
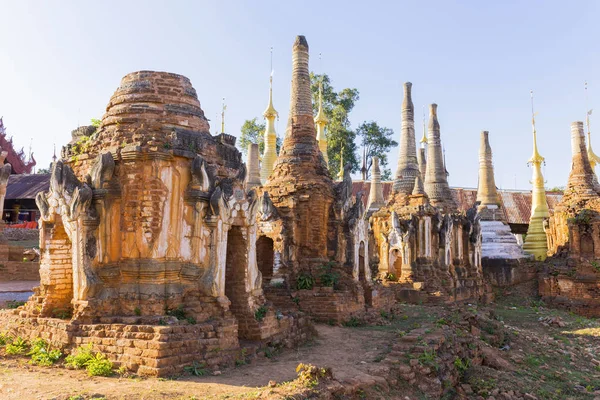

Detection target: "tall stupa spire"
[268, 35, 331, 185]
[523, 90, 549, 261]
[423, 104, 456, 210]
[220, 98, 226, 134]
[476, 131, 500, 206]
[315, 77, 329, 165]
[393, 82, 420, 194]
[563, 121, 600, 200]
[260, 48, 279, 183]
[419, 105, 427, 146]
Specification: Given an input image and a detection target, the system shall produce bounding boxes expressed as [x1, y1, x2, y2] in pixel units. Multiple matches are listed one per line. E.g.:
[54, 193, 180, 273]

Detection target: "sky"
[0, 0, 599, 190]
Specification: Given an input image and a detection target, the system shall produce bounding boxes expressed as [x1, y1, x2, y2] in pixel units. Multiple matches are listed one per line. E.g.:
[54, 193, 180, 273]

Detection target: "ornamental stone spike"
[367, 156, 385, 210]
[246, 143, 262, 190]
[412, 174, 425, 196]
[476, 131, 500, 206]
[424, 104, 456, 210]
[393, 82, 419, 194]
[564, 121, 600, 200]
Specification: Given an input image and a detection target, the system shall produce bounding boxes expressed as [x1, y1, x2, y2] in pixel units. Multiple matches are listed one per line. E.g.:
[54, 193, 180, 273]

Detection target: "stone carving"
[258, 191, 278, 221]
[89, 153, 115, 190]
[190, 154, 211, 191]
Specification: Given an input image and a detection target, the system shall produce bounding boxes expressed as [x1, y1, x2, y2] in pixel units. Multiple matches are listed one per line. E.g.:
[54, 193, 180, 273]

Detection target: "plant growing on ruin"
[134, 307, 141, 316]
[235, 348, 248, 366]
[295, 363, 331, 388]
[343, 317, 364, 327]
[85, 353, 113, 377]
[591, 261, 600, 273]
[184, 361, 208, 376]
[28, 338, 62, 366]
[5, 300, 25, 309]
[254, 306, 268, 322]
[318, 263, 339, 288]
[453, 357, 470, 377]
[418, 350, 439, 371]
[165, 304, 186, 320]
[52, 307, 72, 320]
[5, 336, 29, 355]
[384, 272, 397, 282]
[568, 209, 593, 226]
[0, 332, 13, 346]
[296, 272, 315, 290]
[65, 344, 95, 369]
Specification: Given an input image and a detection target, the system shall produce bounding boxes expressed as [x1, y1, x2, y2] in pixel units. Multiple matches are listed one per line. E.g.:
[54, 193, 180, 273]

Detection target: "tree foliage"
[238, 118, 282, 156]
[310, 73, 359, 178]
[356, 121, 397, 180]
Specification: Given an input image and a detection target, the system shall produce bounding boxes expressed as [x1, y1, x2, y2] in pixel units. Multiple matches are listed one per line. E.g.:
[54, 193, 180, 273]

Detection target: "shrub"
[297, 272, 315, 290]
[85, 353, 113, 377]
[5, 336, 28, 355]
[343, 317, 364, 327]
[295, 363, 332, 388]
[254, 306, 268, 322]
[5, 300, 25, 309]
[0, 332, 13, 346]
[165, 304, 186, 320]
[384, 272, 397, 282]
[28, 338, 62, 366]
[453, 357, 470, 376]
[184, 361, 208, 376]
[65, 344, 95, 369]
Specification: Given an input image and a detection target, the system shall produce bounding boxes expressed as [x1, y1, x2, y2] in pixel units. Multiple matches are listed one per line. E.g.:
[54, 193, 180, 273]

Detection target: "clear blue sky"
[1, 0, 598, 189]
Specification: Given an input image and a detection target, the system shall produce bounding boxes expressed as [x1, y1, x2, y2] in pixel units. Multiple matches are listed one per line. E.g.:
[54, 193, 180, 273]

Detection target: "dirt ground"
[0, 323, 393, 400]
[1, 282, 600, 400]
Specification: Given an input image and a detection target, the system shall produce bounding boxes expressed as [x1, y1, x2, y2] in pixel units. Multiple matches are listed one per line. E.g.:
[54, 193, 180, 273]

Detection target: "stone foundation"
[0, 307, 313, 376]
[0, 260, 39, 281]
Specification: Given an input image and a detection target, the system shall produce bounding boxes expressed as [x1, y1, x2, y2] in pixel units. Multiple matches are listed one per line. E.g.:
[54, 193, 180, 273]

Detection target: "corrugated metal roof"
[5, 174, 50, 200]
[352, 181, 563, 225]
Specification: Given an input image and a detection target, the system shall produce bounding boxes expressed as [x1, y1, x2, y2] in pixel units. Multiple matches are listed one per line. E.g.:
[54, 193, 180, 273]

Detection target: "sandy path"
[0, 324, 392, 400]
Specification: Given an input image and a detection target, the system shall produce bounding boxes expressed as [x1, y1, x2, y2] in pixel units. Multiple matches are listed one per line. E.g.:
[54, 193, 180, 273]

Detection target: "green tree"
[36, 168, 50, 174]
[238, 118, 282, 156]
[310, 73, 359, 178]
[90, 118, 101, 128]
[356, 121, 397, 180]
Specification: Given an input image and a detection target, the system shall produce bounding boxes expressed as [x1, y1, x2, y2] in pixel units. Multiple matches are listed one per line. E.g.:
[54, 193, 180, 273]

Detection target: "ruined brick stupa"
[370, 84, 488, 304]
[2, 70, 311, 376]
[541, 121, 600, 316]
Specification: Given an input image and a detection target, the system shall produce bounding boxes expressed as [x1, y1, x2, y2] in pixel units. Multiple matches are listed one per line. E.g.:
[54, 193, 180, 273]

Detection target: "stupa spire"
[423, 104, 456, 210]
[563, 121, 600, 200]
[260, 53, 279, 183]
[269, 35, 331, 183]
[523, 90, 549, 261]
[585, 82, 600, 171]
[367, 156, 385, 210]
[419, 105, 427, 145]
[476, 131, 500, 206]
[315, 78, 329, 165]
[220, 98, 226, 134]
[393, 82, 420, 194]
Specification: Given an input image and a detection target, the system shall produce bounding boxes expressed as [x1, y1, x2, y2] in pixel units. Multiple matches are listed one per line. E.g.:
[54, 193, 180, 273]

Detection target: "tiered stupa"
[393, 82, 420, 195]
[541, 121, 600, 316]
[260, 75, 279, 183]
[315, 80, 329, 165]
[522, 95, 550, 261]
[476, 131, 528, 277]
[1, 70, 312, 376]
[424, 104, 457, 211]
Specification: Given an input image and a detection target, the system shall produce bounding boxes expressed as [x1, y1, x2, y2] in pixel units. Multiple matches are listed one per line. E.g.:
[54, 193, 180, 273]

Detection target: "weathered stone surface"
[424, 104, 457, 211]
[393, 82, 419, 195]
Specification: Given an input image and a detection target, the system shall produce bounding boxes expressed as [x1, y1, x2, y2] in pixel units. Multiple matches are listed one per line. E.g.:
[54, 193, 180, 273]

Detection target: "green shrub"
[343, 317, 364, 327]
[65, 344, 95, 369]
[0, 332, 13, 346]
[254, 306, 268, 322]
[134, 307, 141, 316]
[319, 271, 339, 288]
[297, 272, 315, 290]
[453, 357, 470, 376]
[184, 361, 208, 376]
[384, 272, 397, 282]
[5, 300, 25, 309]
[165, 304, 186, 320]
[85, 353, 113, 377]
[5, 336, 28, 355]
[29, 338, 62, 366]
